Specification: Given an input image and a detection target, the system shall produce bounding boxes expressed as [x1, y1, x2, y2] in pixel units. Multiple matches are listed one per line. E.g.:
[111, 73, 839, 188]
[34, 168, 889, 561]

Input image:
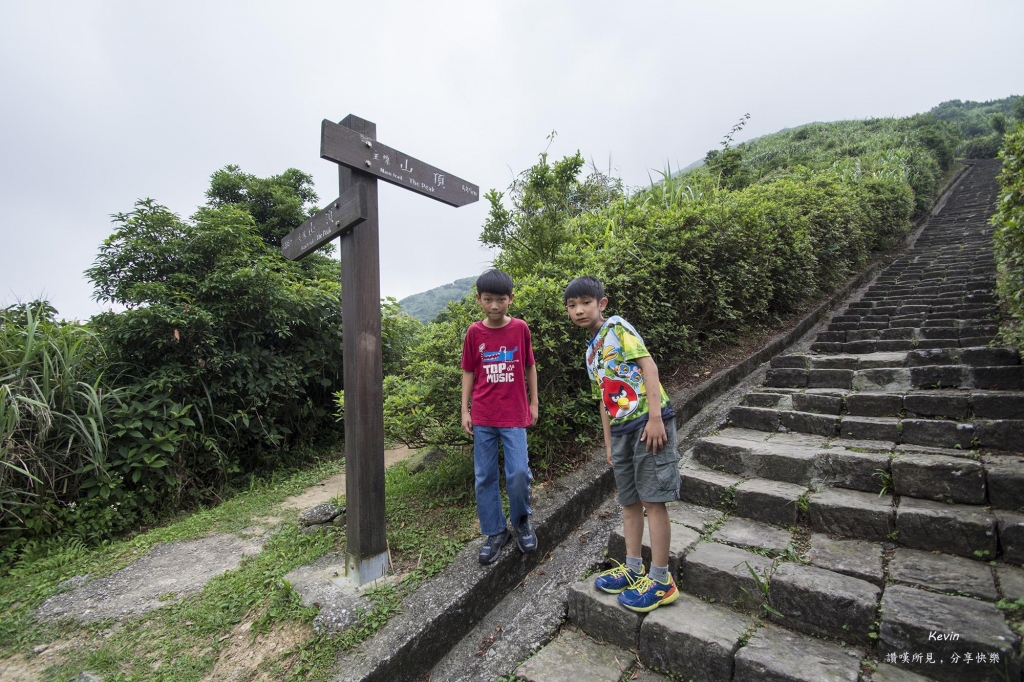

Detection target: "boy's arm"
[636, 355, 667, 453]
[526, 363, 539, 426]
[461, 370, 474, 435]
[600, 405, 613, 465]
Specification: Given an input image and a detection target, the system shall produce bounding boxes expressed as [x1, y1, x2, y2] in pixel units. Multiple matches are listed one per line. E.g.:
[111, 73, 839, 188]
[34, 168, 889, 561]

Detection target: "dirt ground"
[4, 445, 417, 682]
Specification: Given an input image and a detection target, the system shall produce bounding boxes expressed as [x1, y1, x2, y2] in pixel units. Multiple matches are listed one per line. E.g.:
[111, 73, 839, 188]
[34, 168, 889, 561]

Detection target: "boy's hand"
[530, 403, 539, 426]
[461, 410, 473, 435]
[640, 417, 667, 453]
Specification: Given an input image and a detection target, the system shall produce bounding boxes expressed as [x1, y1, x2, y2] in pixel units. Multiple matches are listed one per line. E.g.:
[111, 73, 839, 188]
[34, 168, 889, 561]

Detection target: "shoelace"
[627, 574, 658, 594]
[599, 560, 636, 579]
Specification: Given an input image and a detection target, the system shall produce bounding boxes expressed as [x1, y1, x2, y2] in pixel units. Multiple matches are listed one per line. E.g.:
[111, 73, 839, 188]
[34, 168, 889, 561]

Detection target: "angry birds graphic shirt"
[586, 316, 674, 435]
[461, 318, 536, 427]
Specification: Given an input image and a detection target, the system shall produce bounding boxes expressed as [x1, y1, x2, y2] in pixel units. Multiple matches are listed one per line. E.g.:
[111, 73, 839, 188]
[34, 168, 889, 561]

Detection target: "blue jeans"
[473, 426, 533, 536]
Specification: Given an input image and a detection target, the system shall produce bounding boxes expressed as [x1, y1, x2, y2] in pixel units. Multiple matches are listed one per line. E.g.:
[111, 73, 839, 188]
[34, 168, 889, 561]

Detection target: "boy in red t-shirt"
[461, 269, 539, 564]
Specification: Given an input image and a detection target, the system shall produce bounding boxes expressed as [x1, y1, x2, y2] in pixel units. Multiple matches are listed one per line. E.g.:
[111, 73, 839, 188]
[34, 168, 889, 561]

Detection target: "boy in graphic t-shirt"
[564, 275, 680, 612]
[461, 269, 539, 564]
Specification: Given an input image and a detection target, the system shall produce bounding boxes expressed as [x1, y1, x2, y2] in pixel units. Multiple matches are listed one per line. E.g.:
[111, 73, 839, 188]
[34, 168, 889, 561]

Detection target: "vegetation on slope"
[993, 120, 1024, 349]
[383, 114, 960, 471]
[398, 276, 476, 323]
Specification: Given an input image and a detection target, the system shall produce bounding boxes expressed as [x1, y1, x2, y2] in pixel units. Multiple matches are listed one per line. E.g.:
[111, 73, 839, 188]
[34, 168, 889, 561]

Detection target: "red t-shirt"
[461, 318, 536, 427]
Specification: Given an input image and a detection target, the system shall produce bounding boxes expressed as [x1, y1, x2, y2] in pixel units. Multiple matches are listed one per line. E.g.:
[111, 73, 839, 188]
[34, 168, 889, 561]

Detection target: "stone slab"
[901, 420, 975, 449]
[566, 581, 637, 652]
[878, 585, 1021, 682]
[679, 467, 742, 509]
[734, 623, 863, 682]
[896, 498, 997, 559]
[983, 455, 1024, 511]
[638, 591, 752, 682]
[734, 478, 806, 527]
[779, 410, 839, 437]
[792, 392, 843, 415]
[845, 393, 904, 417]
[803, 534, 884, 586]
[808, 488, 895, 541]
[516, 628, 629, 682]
[973, 392, 1024, 420]
[976, 420, 1024, 452]
[840, 416, 901, 442]
[888, 548, 998, 601]
[681, 542, 773, 613]
[854, 368, 912, 392]
[815, 448, 890, 493]
[891, 454, 986, 504]
[711, 517, 794, 556]
[903, 393, 969, 420]
[997, 564, 1024, 601]
[768, 561, 880, 644]
[665, 500, 723, 533]
[995, 510, 1024, 565]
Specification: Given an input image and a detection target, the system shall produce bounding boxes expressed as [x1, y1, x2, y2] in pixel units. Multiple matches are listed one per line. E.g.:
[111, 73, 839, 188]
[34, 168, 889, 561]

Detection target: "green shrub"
[384, 112, 953, 476]
[960, 133, 1005, 159]
[993, 122, 1024, 348]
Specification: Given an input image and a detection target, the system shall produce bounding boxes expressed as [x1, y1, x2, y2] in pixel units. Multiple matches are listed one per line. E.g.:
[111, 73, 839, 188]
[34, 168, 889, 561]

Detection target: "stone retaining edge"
[332, 162, 974, 682]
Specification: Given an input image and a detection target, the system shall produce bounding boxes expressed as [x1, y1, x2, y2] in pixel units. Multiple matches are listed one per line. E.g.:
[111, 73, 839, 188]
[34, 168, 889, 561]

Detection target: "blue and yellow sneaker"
[593, 561, 644, 594]
[617, 573, 679, 612]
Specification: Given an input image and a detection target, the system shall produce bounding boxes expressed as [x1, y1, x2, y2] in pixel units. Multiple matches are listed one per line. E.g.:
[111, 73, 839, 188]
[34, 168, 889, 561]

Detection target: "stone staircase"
[518, 160, 1024, 682]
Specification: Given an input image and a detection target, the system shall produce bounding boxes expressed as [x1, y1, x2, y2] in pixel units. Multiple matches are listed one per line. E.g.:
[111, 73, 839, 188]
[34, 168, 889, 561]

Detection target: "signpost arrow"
[281, 183, 368, 261]
[321, 119, 480, 207]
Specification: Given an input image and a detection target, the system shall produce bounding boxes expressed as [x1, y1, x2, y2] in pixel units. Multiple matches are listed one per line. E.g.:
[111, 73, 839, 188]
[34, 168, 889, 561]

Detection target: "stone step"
[878, 586, 1021, 681]
[726, 404, 1024, 452]
[514, 628, 666, 682]
[767, 364, 1024, 391]
[690, 432, 886, 493]
[568, 578, 867, 682]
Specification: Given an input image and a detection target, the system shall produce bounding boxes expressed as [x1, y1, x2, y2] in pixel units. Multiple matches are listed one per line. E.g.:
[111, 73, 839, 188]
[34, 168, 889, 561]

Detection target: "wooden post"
[335, 114, 388, 583]
[282, 114, 478, 585]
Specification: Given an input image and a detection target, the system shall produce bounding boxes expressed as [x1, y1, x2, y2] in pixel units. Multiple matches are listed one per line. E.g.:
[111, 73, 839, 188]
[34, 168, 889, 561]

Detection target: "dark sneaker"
[514, 517, 537, 554]
[617, 573, 679, 612]
[479, 529, 510, 565]
[593, 561, 644, 594]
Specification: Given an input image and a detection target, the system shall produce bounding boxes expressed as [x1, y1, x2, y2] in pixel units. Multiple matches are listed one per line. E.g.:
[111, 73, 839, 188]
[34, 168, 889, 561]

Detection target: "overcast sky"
[1, 1, 1021, 321]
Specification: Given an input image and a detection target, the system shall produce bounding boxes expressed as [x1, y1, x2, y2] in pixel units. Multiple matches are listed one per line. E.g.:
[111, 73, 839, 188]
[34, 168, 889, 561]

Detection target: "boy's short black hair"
[563, 276, 605, 304]
[476, 269, 514, 297]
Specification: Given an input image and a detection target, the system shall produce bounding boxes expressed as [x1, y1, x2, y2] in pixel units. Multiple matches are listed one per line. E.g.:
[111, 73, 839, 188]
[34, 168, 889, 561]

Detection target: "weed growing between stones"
[740, 561, 783, 617]
[873, 469, 895, 497]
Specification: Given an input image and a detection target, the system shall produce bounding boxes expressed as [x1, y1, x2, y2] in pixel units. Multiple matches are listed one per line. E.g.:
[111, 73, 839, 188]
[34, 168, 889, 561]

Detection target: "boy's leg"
[617, 419, 680, 611]
[623, 501, 646, 561]
[644, 502, 671, 569]
[499, 427, 532, 526]
[473, 426, 507, 536]
[500, 427, 536, 553]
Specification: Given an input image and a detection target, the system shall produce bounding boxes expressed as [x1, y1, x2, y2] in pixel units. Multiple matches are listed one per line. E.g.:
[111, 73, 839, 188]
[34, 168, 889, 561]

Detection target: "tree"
[86, 167, 347, 477]
[481, 147, 622, 276]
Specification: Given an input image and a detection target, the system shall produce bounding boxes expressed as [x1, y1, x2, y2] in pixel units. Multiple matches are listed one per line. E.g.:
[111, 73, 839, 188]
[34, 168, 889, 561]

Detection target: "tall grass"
[0, 303, 117, 546]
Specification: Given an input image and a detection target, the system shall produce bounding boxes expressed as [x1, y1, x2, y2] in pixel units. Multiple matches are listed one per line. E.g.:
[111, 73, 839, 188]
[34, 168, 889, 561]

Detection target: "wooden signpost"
[282, 115, 479, 585]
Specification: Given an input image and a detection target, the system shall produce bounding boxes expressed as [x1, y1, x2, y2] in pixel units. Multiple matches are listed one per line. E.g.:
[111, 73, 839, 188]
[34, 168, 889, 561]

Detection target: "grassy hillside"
[397, 276, 475, 323]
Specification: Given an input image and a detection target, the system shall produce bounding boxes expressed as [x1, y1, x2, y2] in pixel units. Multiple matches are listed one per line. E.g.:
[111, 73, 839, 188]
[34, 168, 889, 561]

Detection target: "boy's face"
[565, 295, 607, 334]
[477, 291, 512, 324]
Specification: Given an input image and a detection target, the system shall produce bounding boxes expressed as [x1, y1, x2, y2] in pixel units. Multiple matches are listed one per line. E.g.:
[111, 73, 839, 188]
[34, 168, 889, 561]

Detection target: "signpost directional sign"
[321, 119, 479, 207]
[281, 183, 367, 261]
[281, 114, 478, 586]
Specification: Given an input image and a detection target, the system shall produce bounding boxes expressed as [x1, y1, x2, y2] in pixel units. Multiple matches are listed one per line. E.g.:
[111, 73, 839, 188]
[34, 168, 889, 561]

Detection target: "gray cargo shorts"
[610, 418, 679, 506]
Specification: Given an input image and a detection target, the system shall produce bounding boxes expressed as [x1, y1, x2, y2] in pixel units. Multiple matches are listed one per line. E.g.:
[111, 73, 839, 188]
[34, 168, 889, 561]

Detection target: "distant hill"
[398, 276, 476, 323]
